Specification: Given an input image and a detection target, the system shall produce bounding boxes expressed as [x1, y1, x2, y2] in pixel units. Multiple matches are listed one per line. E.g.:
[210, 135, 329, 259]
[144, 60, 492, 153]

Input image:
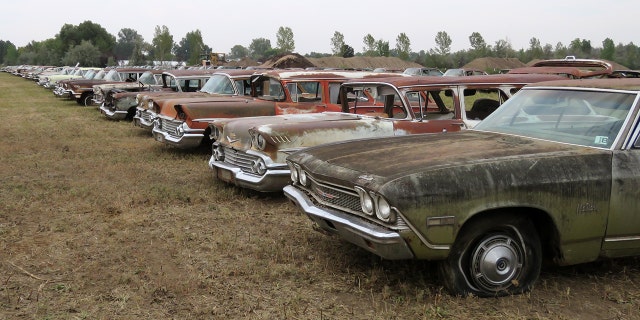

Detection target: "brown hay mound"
[260, 53, 316, 69]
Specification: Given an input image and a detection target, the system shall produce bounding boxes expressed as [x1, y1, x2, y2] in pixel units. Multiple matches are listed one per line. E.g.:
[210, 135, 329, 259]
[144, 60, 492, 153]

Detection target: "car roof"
[254, 70, 410, 81]
[508, 58, 613, 78]
[525, 77, 640, 91]
[342, 73, 567, 88]
[161, 69, 221, 77]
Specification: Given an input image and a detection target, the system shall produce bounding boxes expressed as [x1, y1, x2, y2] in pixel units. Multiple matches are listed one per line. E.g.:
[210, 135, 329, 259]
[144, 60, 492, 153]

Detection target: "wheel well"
[458, 207, 562, 267]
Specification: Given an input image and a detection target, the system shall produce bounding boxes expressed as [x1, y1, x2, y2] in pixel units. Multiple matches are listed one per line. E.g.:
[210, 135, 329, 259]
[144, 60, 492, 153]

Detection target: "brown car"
[151, 70, 404, 149]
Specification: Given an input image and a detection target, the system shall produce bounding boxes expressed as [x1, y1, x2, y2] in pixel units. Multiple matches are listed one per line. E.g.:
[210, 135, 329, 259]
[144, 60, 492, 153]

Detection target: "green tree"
[36, 38, 63, 65]
[249, 38, 272, 61]
[581, 39, 592, 57]
[174, 29, 208, 65]
[57, 21, 115, 60]
[62, 40, 101, 66]
[621, 42, 639, 69]
[5, 45, 18, 65]
[527, 37, 543, 60]
[330, 31, 345, 56]
[1, 40, 18, 65]
[395, 32, 411, 60]
[151, 25, 174, 65]
[363, 34, 376, 56]
[276, 26, 295, 53]
[600, 38, 615, 61]
[554, 42, 568, 58]
[434, 31, 452, 55]
[493, 38, 514, 58]
[229, 45, 249, 60]
[376, 40, 390, 57]
[128, 41, 149, 66]
[569, 38, 582, 57]
[114, 28, 144, 61]
[542, 43, 553, 59]
[468, 32, 487, 58]
[341, 44, 354, 58]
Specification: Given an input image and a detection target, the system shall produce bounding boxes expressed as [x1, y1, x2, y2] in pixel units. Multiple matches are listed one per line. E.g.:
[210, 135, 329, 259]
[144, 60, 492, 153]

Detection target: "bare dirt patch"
[1, 73, 639, 319]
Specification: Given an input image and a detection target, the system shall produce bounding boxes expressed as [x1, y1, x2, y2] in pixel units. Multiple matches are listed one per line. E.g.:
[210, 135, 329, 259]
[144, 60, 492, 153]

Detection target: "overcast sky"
[2, 0, 636, 55]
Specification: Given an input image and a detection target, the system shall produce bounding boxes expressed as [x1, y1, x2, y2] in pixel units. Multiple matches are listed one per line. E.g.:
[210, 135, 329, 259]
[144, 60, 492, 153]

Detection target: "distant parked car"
[55, 68, 152, 106]
[43, 67, 101, 89]
[284, 77, 640, 297]
[101, 69, 253, 121]
[93, 69, 165, 108]
[443, 68, 488, 76]
[131, 69, 230, 129]
[403, 67, 443, 76]
[508, 57, 613, 78]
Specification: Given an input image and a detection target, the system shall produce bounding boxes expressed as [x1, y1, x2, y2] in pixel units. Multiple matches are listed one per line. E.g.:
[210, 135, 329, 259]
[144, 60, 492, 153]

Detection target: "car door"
[603, 140, 640, 256]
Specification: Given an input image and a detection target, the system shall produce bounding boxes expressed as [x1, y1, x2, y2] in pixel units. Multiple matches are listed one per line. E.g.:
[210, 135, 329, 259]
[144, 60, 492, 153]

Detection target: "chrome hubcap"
[471, 234, 524, 292]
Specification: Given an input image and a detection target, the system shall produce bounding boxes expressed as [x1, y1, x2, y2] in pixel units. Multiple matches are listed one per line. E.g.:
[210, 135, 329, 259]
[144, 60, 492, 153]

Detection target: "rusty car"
[207, 73, 565, 192]
[54, 67, 153, 106]
[44, 67, 101, 89]
[150, 70, 405, 149]
[283, 77, 640, 297]
[92, 69, 165, 108]
[508, 56, 613, 78]
[443, 68, 488, 76]
[101, 69, 252, 121]
[130, 69, 246, 128]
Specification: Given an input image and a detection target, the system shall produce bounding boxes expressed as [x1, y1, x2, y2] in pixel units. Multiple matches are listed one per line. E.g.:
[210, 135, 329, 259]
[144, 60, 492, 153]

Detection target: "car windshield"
[475, 88, 636, 149]
[443, 69, 464, 76]
[138, 72, 157, 85]
[200, 74, 236, 95]
[104, 69, 119, 81]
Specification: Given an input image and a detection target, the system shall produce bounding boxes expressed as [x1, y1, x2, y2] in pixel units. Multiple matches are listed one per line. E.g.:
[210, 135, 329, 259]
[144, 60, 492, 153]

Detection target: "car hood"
[292, 130, 609, 183]
[223, 112, 394, 152]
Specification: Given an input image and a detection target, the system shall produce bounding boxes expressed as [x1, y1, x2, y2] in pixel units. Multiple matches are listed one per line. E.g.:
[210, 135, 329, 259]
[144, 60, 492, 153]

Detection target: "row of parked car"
[6, 57, 640, 297]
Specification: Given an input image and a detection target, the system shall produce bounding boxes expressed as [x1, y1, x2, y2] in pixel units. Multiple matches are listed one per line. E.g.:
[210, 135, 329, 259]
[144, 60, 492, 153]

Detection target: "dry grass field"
[1, 72, 640, 319]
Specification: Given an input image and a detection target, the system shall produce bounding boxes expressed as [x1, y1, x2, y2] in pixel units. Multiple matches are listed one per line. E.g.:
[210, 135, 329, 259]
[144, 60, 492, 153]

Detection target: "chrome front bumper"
[283, 185, 414, 260]
[151, 127, 204, 149]
[99, 104, 128, 120]
[209, 156, 291, 192]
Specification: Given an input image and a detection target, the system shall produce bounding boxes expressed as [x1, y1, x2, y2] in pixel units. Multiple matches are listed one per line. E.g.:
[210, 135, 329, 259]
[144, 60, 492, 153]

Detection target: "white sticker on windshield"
[594, 136, 609, 145]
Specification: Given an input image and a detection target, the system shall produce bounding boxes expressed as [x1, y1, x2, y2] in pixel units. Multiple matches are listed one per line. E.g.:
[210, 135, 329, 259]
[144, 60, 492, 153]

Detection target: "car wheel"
[439, 213, 541, 297]
[83, 93, 94, 107]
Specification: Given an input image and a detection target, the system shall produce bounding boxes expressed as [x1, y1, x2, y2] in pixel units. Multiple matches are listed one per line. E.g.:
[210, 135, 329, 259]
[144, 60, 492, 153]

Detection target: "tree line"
[0, 20, 638, 70]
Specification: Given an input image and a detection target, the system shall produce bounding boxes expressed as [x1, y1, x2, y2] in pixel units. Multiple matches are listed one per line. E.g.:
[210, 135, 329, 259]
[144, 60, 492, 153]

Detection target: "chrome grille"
[307, 178, 361, 214]
[139, 110, 153, 122]
[222, 147, 258, 173]
[303, 175, 409, 231]
[160, 118, 181, 138]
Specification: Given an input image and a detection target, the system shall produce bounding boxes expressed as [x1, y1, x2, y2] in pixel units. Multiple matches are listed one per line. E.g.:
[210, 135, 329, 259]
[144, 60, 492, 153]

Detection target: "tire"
[439, 213, 541, 297]
[82, 93, 94, 107]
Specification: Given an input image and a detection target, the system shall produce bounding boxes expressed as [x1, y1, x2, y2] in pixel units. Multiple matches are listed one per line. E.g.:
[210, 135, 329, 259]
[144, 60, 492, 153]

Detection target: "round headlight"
[147, 100, 154, 109]
[361, 193, 374, 215]
[289, 163, 299, 183]
[254, 134, 267, 150]
[299, 169, 308, 186]
[252, 159, 267, 175]
[213, 146, 225, 161]
[376, 197, 392, 222]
